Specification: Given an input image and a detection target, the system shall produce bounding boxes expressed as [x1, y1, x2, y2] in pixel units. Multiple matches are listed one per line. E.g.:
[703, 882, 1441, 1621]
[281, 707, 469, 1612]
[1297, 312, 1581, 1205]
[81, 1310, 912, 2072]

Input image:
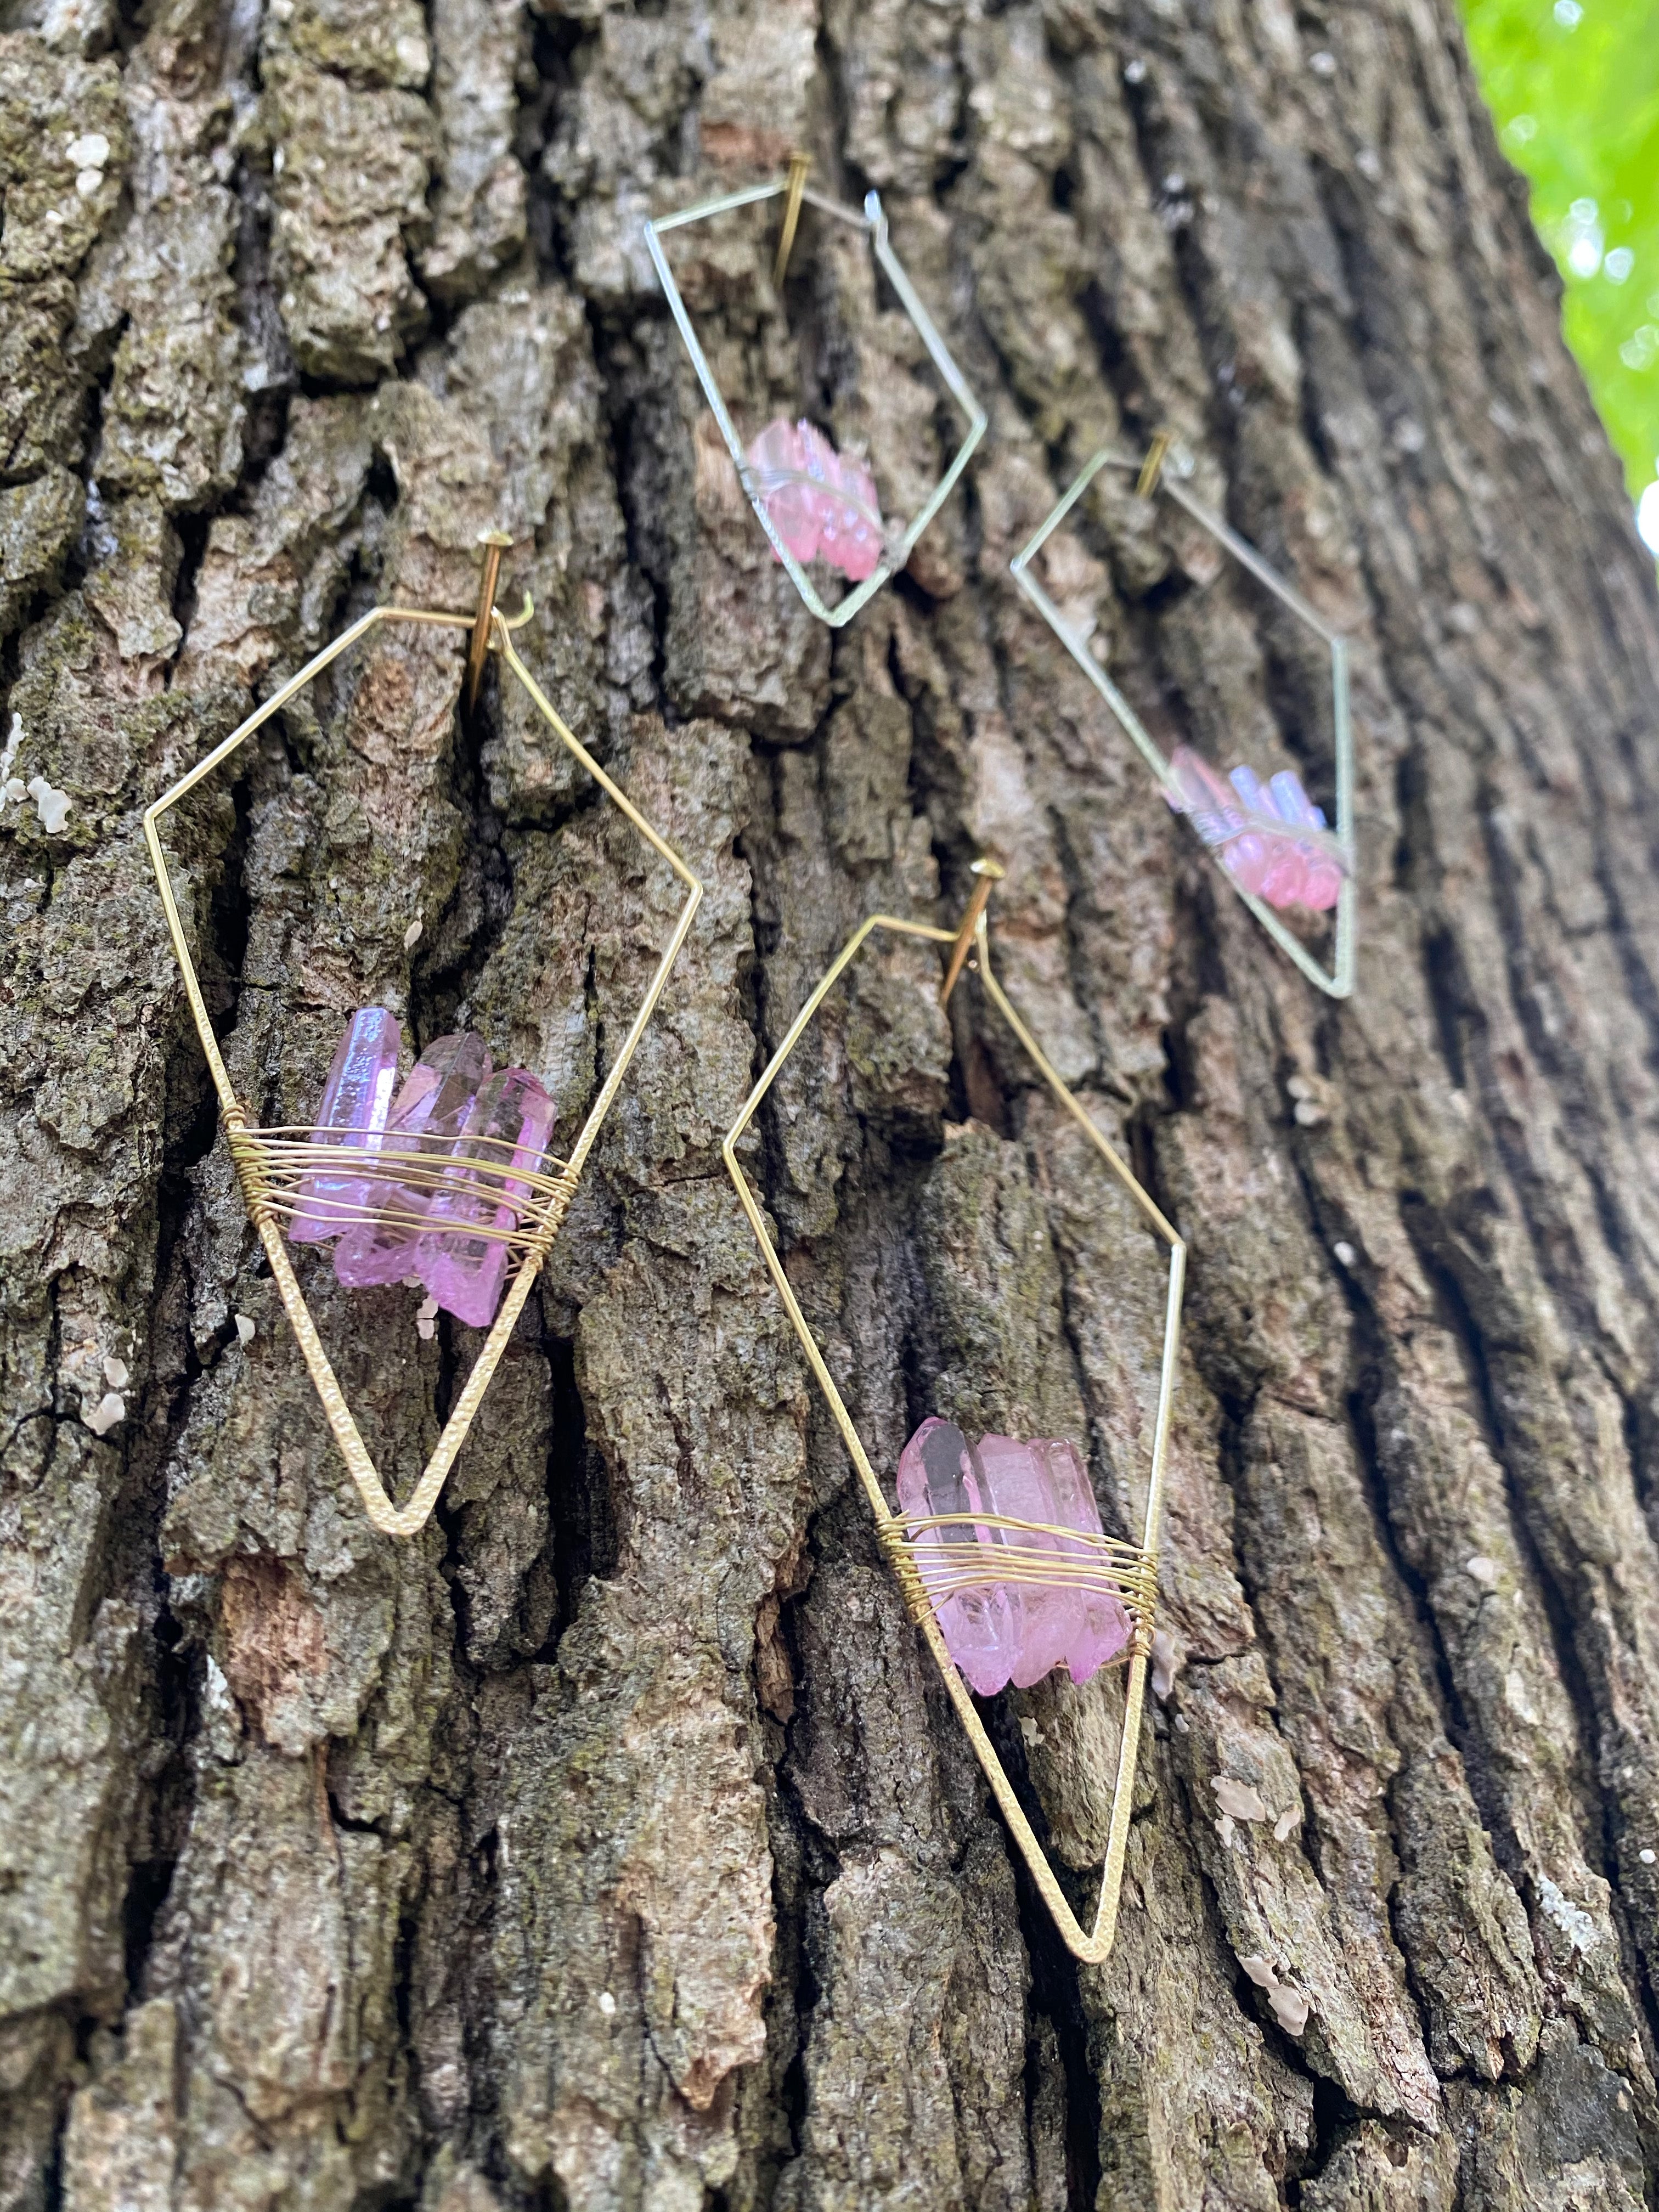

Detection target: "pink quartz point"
[332, 1032, 493, 1289]
[415, 1066, 555, 1330]
[1164, 744, 1347, 912]
[746, 416, 885, 582]
[287, 1007, 402, 1243]
[896, 1417, 1132, 1696]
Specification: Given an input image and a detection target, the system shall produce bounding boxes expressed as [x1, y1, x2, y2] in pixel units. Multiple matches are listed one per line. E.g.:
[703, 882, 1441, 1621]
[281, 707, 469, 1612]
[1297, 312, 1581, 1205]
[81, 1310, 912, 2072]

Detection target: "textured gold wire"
[722, 875, 1186, 1965]
[1010, 433, 1356, 1000]
[771, 150, 811, 286]
[144, 589, 703, 1539]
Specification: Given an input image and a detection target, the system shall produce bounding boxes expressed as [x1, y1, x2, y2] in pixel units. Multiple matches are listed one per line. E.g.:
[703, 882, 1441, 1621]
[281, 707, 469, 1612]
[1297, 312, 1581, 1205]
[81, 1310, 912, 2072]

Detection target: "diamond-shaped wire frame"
[722, 891, 1186, 1964]
[143, 603, 703, 1539]
[1011, 445, 1356, 1000]
[645, 176, 987, 629]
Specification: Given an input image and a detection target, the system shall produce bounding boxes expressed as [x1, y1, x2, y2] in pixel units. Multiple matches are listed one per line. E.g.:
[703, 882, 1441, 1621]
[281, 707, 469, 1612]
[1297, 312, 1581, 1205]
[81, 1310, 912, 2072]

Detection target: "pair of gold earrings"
[145, 158, 1351, 1966]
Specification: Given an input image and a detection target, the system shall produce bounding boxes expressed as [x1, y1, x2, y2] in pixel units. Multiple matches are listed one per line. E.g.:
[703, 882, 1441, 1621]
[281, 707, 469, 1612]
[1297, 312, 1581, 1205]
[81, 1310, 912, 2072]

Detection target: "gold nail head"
[466, 531, 514, 712]
[1135, 429, 1173, 502]
[772, 151, 811, 290]
[940, 859, 1005, 1008]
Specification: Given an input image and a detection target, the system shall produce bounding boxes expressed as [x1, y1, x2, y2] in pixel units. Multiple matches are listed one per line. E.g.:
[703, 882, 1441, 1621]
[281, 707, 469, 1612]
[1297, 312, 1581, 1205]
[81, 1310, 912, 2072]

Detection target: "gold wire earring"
[645, 154, 986, 629]
[1012, 435, 1356, 999]
[723, 861, 1185, 1963]
[144, 541, 703, 1539]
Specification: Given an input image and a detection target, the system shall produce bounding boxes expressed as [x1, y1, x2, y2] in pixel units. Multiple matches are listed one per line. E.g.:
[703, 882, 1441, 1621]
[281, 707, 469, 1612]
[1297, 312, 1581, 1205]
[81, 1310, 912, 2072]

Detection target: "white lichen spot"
[1150, 1626, 1182, 1700]
[1215, 1813, 1236, 1849]
[235, 1313, 256, 1345]
[102, 1353, 131, 1389]
[84, 1391, 126, 1436]
[1293, 1098, 1327, 1128]
[394, 31, 430, 76]
[597, 1990, 617, 2016]
[1504, 1667, 1539, 1725]
[27, 776, 71, 834]
[204, 1652, 236, 1716]
[1212, 1775, 1270, 1823]
[1308, 50, 1336, 77]
[65, 131, 109, 169]
[1640, 1849, 1656, 1866]
[1238, 1953, 1276, 1989]
[1019, 1716, 1042, 1748]
[1538, 1875, 1597, 1955]
[416, 1294, 439, 1343]
[1465, 1555, 1499, 1588]
[1333, 1240, 1357, 1267]
[75, 168, 103, 197]
[1268, 1983, 1310, 2036]
[404, 915, 423, 950]
[0, 712, 21, 785]
[1273, 1805, 1299, 1843]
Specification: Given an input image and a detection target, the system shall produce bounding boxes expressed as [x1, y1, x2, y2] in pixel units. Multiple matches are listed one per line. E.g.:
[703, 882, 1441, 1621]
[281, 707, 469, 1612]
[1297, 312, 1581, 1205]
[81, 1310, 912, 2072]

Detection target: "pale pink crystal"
[287, 1007, 402, 1243]
[332, 1032, 493, 1289]
[1164, 744, 1346, 911]
[416, 1066, 555, 1329]
[896, 1417, 1132, 1696]
[746, 416, 884, 582]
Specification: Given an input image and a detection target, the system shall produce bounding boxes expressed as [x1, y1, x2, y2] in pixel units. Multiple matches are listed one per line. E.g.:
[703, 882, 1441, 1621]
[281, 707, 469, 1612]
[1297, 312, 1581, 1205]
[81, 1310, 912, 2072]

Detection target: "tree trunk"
[5, 0, 1659, 2204]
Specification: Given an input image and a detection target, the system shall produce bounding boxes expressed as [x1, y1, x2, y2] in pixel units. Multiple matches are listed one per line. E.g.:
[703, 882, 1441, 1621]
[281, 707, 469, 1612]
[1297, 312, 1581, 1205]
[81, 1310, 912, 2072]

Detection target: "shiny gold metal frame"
[1011, 436, 1356, 999]
[144, 550, 703, 1539]
[644, 156, 987, 629]
[723, 863, 1186, 1962]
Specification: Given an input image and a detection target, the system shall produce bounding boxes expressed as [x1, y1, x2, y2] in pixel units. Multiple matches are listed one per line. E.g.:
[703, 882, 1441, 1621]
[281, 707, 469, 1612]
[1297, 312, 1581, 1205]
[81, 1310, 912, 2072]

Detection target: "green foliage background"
[1461, 0, 1659, 514]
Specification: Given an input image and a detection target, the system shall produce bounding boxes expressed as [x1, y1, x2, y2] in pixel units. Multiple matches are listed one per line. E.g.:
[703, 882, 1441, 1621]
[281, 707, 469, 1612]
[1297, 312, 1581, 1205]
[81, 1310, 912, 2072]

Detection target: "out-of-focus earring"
[645, 153, 986, 629]
[723, 861, 1185, 1963]
[1012, 433, 1356, 999]
[144, 538, 703, 1539]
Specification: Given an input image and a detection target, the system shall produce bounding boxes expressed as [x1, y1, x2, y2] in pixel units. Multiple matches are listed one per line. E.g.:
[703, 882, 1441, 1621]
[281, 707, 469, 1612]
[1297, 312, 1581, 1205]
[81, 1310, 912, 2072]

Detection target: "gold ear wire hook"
[1135, 428, 1173, 501]
[465, 531, 514, 711]
[939, 857, 1006, 1008]
[772, 151, 811, 289]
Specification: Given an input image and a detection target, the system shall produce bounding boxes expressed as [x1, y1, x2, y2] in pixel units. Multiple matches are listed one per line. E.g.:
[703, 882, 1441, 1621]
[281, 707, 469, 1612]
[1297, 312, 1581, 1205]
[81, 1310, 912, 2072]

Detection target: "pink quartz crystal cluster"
[1164, 744, 1346, 911]
[289, 1008, 554, 1329]
[896, 1416, 1132, 1695]
[745, 417, 885, 582]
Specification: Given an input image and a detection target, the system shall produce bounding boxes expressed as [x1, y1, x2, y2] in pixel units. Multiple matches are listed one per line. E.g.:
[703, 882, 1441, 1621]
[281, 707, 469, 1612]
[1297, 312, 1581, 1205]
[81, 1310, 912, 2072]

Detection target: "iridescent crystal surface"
[746, 417, 884, 582]
[293, 1016, 556, 1331]
[417, 1066, 555, 1328]
[332, 1032, 493, 1290]
[287, 1007, 402, 1243]
[896, 1417, 1132, 1696]
[1165, 744, 1345, 912]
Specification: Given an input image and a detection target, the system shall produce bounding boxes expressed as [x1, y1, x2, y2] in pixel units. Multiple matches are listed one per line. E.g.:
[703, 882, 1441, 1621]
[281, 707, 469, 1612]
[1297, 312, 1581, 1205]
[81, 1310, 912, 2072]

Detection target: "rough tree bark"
[4, 0, 1659, 2204]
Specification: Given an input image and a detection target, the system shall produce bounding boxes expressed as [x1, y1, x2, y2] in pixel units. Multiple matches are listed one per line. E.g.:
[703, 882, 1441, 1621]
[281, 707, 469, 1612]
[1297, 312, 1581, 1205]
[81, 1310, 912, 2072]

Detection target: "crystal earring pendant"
[144, 543, 703, 1538]
[723, 862, 1186, 1962]
[1011, 436, 1356, 998]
